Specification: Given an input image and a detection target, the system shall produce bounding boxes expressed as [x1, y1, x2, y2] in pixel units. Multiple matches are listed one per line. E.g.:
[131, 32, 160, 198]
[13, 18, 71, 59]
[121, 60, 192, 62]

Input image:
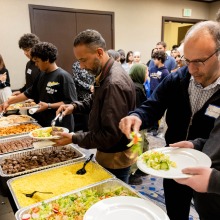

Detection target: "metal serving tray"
[8, 159, 114, 209]
[0, 134, 34, 156]
[0, 122, 41, 139]
[0, 115, 37, 127]
[0, 144, 85, 196]
[0, 144, 85, 177]
[15, 178, 146, 220]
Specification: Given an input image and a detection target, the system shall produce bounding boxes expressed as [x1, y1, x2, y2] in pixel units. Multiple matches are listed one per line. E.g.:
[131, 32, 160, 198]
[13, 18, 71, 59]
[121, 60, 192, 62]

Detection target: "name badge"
[27, 69, 32, 74]
[205, 104, 220, 119]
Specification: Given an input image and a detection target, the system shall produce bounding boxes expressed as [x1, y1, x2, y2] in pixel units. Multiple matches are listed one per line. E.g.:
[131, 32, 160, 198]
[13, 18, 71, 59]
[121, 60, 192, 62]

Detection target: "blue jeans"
[106, 166, 131, 183]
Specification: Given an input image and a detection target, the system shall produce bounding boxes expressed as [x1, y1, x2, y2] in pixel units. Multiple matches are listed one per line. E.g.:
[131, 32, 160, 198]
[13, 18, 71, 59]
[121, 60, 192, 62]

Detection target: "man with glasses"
[119, 20, 220, 220]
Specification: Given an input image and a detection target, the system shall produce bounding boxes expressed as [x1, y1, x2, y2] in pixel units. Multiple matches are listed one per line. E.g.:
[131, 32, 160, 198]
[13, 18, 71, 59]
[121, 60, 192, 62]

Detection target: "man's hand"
[119, 115, 142, 139]
[170, 141, 194, 149]
[0, 101, 9, 112]
[90, 85, 94, 93]
[0, 73, 7, 82]
[174, 167, 212, 192]
[56, 104, 74, 117]
[53, 132, 73, 146]
[37, 101, 50, 112]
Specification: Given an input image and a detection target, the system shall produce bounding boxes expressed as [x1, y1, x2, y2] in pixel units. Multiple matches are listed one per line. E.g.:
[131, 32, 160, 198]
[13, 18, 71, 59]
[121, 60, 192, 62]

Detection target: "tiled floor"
[0, 192, 15, 220]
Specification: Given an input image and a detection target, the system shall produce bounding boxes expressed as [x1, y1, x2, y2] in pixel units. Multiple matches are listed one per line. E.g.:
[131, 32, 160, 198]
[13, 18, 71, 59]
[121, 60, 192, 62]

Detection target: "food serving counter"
[14, 179, 169, 220]
[7, 159, 114, 209]
[0, 144, 85, 196]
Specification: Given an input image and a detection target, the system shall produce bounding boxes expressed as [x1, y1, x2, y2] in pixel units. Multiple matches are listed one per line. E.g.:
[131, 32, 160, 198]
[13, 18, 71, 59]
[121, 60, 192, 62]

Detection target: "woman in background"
[122, 50, 133, 73]
[0, 54, 12, 104]
[133, 51, 142, 64]
[128, 63, 149, 185]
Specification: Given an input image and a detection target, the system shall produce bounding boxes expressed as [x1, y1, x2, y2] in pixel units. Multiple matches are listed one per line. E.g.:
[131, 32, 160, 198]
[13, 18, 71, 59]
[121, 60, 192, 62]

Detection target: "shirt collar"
[190, 75, 220, 90]
[95, 57, 114, 86]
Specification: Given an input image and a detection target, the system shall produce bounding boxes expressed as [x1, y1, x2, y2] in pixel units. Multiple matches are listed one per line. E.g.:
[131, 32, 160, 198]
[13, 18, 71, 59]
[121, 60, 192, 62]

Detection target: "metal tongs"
[0, 111, 4, 118]
[51, 112, 63, 128]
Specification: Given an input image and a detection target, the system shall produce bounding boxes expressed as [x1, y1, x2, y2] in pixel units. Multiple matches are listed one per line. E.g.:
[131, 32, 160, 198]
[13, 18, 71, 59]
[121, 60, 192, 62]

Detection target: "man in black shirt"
[1, 42, 77, 131]
[13, 33, 41, 95]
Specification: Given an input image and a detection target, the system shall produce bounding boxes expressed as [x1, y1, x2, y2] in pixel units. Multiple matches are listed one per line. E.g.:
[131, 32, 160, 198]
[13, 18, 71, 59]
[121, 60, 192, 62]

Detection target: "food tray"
[0, 134, 34, 155]
[8, 160, 114, 209]
[0, 122, 41, 139]
[0, 144, 85, 177]
[0, 115, 37, 128]
[0, 144, 85, 196]
[4, 109, 20, 115]
[15, 179, 146, 220]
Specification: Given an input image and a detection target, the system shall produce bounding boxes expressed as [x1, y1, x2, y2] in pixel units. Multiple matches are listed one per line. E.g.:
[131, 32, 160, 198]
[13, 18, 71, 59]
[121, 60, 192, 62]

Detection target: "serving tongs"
[0, 111, 4, 118]
[51, 112, 63, 128]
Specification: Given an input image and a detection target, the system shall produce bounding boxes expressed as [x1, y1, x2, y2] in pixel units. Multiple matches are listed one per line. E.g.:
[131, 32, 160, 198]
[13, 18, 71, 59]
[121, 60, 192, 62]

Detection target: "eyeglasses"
[181, 48, 220, 68]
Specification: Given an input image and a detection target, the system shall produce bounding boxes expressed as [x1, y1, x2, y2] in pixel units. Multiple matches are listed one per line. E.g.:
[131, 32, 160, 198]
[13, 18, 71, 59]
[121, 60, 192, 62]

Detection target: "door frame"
[161, 16, 206, 41]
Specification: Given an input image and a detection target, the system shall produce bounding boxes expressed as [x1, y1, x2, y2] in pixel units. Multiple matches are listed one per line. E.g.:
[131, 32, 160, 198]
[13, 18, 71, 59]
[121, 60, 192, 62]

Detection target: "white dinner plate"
[83, 196, 169, 220]
[19, 105, 39, 110]
[29, 126, 69, 140]
[137, 147, 211, 179]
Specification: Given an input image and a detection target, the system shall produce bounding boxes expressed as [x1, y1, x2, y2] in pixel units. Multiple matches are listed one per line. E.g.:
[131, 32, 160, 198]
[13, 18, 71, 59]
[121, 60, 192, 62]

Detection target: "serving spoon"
[76, 154, 94, 175]
[23, 191, 53, 198]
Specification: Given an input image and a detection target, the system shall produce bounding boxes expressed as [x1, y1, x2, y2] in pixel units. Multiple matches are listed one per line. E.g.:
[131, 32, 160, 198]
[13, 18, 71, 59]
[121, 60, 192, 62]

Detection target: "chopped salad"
[127, 131, 143, 155]
[142, 151, 177, 171]
[31, 127, 63, 138]
[22, 187, 137, 220]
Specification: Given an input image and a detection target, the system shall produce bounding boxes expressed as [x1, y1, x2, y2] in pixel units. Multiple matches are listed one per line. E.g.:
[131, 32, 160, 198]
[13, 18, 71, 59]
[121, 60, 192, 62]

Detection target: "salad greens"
[127, 131, 143, 155]
[31, 128, 53, 138]
[142, 151, 177, 170]
[23, 187, 137, 220]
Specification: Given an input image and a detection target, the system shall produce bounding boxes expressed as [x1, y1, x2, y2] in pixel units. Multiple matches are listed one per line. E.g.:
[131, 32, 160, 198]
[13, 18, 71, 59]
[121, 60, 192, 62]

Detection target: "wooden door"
[76, 13, 113, 50]
[178, 25, 193, 45]
[29, 5, 114, 73]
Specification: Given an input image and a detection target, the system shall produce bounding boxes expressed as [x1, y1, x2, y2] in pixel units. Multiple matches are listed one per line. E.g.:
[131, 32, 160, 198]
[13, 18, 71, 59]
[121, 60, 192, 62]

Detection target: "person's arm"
[7, 93, 28, 105]
[37, 101, 65, 112]
[129, 72, 174, 129]
[208, 168, 220, 194]
[19, 85, 26, 93]
[120, 73, 177, 138]
[0, 93, 28, 112]
[59, 80, 135, 151]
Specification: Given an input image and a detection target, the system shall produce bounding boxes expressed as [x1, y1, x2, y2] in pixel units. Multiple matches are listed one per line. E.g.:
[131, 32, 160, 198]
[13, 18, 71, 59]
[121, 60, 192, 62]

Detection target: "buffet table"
[0, 113, 169, 220]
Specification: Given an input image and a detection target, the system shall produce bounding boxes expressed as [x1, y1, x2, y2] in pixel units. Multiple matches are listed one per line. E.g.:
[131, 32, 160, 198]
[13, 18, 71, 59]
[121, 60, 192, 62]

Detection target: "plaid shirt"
[188, 76, 220, 116]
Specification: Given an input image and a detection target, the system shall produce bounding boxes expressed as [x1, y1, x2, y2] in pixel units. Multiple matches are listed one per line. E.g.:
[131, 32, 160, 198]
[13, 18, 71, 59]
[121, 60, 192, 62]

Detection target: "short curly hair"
[18, 33, 40, 49]
[31, 42, 58, 63]
[152, 50, 166, 64]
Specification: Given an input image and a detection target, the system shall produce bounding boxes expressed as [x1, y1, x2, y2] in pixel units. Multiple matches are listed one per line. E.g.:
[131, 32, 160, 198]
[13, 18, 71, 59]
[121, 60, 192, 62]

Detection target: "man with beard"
[54, 29, 137, 183]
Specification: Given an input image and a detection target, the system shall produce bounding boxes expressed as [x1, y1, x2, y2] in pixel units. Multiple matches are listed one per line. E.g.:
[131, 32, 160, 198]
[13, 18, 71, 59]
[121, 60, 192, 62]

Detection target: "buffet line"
[0, 103, 169, 220]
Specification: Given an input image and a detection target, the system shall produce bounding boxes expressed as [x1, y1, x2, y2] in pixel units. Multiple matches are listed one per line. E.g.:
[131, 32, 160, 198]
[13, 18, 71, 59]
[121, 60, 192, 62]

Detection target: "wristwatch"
[48, 103, 52, 109]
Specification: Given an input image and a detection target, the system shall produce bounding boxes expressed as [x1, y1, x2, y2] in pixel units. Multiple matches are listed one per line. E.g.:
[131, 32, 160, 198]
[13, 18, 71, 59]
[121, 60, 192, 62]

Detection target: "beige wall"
[0, 0, 220, 89]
